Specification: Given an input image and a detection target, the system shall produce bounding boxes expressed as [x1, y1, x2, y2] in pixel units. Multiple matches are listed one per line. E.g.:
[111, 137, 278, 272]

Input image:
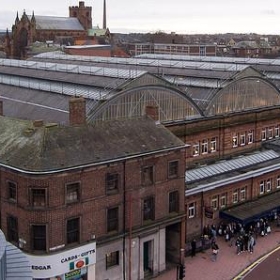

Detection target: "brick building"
[2, 53, 280, 278]
[5, 1, 92, 59]
[0, 97, 186, 279]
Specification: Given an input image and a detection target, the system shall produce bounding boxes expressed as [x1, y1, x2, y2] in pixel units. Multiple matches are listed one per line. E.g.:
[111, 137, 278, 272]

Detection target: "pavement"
[154, 223, 280, 280]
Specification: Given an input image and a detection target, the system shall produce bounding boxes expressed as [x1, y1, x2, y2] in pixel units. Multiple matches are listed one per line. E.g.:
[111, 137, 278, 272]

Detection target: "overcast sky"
[1, 0, 280, 34]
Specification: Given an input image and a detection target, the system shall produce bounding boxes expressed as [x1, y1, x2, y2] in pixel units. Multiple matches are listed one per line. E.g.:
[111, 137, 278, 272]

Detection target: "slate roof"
[30, 15, 85, 31]
[0, 116, 185, 173]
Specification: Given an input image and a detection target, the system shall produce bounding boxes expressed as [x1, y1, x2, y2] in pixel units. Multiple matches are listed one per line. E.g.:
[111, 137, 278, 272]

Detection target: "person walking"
[191, 239, 196, 257]
[236, 236, 241, 255]
[248, 234, 255, 253]
[211, 242, 219, 262]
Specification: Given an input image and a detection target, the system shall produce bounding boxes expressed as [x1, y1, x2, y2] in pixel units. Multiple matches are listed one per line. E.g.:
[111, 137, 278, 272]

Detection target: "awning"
[219, 191, 280, 225]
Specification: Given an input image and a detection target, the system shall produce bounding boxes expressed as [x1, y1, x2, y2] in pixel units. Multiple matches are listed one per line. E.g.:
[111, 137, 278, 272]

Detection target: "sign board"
[25, 242, 96, 278]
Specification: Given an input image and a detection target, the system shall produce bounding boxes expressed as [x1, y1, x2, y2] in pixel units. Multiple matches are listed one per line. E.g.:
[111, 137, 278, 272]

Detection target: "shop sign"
[25, 241, 96, 279]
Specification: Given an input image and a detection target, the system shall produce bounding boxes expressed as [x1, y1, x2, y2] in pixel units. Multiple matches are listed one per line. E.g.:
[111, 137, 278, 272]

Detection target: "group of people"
[192, 218, 274, 261]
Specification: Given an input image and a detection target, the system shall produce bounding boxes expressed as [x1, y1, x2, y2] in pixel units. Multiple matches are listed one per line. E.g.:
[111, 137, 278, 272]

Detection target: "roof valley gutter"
[0, 144, 188, 175]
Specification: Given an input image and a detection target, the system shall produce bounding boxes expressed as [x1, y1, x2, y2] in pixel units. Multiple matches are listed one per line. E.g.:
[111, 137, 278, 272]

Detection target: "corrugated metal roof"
[31, 15, 84, 31]
[185, 150, 280, 183]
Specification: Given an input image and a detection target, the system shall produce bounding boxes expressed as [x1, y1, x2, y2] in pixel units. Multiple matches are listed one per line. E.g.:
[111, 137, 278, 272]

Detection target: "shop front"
[25, 241, 96, 280]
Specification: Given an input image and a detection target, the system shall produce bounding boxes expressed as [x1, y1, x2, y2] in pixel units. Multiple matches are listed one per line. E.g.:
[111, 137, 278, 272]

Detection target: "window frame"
[220, 193, 227, 208]
[66, 217, 80, 244]
[107, 207, 119, 233]
[30, 188, 47, 207]
[7, 215, 18, 243]
[143, 197, 155, 221]
[66, 182, 80, 204]
[201, 139, 208, 154]
[240, 133, 246, 146]
[188, 202, 195, 218]
[232, 190, 238, 204]
[248, 131, 254, 144]
[211, 195, 218, 210]
[266, 179, 272, 192]
[31, 224, 46, 251]
[106, 173, 120, 194]
[240, 187, 246, 201]
[192, 143, 199, 156]
[142, 165, 154, 185]
[259, 180, 265, 194]
[232, 135, 238, 148]
[275, 126, 279, 138]
[106, 251, 119, 269]
[277, 175, 280, 189]
[169, 190, 179, 213]
[261, 128, 267, 141]
[168, 160, 179, 178]
[7, 181, 17, 203]
[210, 137, 217, 152]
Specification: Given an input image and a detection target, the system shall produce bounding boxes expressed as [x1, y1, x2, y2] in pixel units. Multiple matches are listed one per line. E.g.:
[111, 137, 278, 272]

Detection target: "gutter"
[0, 144, 189, 175]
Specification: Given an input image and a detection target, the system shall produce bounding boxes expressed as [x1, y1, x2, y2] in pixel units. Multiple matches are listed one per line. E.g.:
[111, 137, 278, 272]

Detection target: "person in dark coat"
[191, 239, 196, 257]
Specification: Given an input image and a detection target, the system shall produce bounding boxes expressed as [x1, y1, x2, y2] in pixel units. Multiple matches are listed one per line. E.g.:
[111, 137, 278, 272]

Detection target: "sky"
[1, 0, 280, 35]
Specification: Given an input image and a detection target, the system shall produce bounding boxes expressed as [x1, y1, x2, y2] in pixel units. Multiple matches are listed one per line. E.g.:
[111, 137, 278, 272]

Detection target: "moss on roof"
[0, 116, 185, 173]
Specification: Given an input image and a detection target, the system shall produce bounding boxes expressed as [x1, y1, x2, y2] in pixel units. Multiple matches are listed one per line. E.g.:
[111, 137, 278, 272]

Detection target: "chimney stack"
[69, 96, 86, 125]
[103, 0, 107, 29]
[145, 105, 159, 121]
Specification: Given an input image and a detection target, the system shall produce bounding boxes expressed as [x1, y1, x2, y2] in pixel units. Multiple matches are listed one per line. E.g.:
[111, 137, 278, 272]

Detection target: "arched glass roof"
[88, 85, 203, 123]
[206, 77, 280, 116]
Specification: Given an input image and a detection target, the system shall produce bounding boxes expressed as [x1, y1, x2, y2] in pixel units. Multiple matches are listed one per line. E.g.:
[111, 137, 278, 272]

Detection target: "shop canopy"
[219, 191, 280, 225]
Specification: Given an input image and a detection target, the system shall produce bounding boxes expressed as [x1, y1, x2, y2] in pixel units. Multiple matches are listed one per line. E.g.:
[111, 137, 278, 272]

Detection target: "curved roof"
[206, 76, 280, 115]
[88, 84, 203, 122]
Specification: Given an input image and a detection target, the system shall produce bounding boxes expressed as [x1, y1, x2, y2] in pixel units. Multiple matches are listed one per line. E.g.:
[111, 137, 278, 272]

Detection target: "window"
[266, 179, 272, 192]
[261, 129, 267, 141]
[211, 196, 218, 210]
[31, 188, 46, 207]
[201, 139, 208, 154]
[210, 138, 217, 152]
[169, 191, 179, 213]
[66, 183, 80, 204]
[142, 166, 154, 185]
[275, 126, 279, 138]
[106, 173, 119, 193]
[232, 190, 238, 204]
[232, 135, 238, 148]
[193, 143, 199, 156]
[143, 197, 155, 221]
[107, 207, 118, 232]
[248, 131, 254, 144]
[240, 187, 246, 201]
[220, 194, 227, 208]
[7, 216, 18, 243]
[240, 134, 245, 146]
[188, 202, 195, 218]
[67, 218, 80, 244]
[277, 175, 280, 188]
[268, 128, 273, 139]
[168, 161, 179, 178]
[106, 251, 119, 269]
[7, 181, 17, 202]
[260, 180, 265, 194]
[32, 225, 46, 251]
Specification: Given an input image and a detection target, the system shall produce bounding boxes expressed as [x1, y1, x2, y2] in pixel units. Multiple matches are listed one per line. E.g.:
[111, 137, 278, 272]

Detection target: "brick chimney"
[145, 105, 159, 121]
[0, 100, 3, 116]
[69, 96, 86, 125]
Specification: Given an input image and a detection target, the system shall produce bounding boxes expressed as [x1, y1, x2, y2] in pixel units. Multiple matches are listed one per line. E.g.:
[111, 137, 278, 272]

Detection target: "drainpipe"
[123, 160, 126, 280]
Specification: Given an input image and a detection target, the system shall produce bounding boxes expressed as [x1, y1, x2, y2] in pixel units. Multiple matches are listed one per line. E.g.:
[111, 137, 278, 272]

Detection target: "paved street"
[154, 224, 280, 280]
